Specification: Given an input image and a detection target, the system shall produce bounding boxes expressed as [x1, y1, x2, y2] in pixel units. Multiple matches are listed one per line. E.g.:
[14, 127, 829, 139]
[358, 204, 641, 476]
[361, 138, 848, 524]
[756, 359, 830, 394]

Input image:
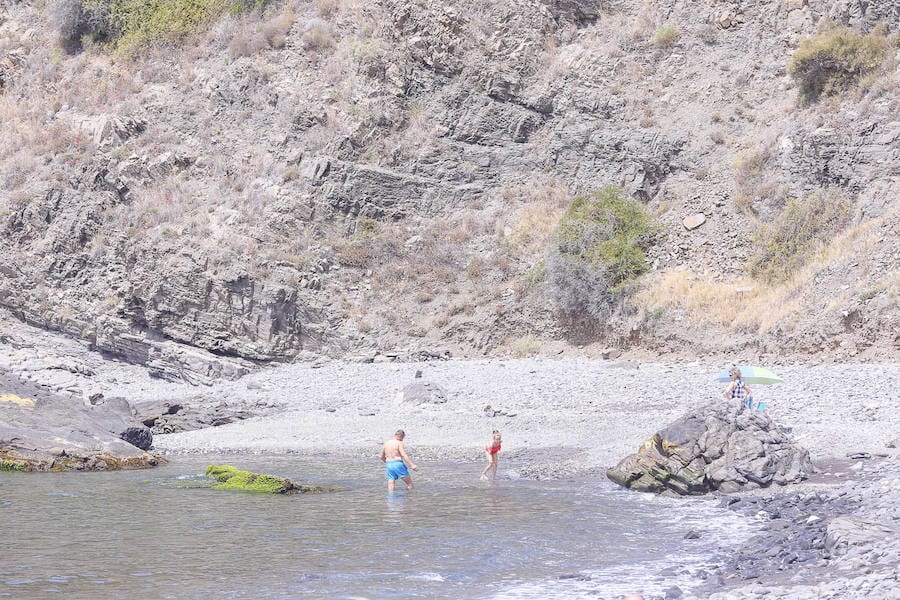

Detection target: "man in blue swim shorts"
[380, 429, 419, 492]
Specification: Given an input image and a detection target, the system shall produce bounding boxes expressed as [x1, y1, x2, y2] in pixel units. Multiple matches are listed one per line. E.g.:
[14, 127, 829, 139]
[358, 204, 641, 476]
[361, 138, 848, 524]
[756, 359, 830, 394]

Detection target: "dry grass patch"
[504, 178, 570, 254]
[510, 333, 541, 358]
[789, 24, 893, 103]
[635, 270, 789, 333]
[732, 140, 786, 215]
[637, 219, 882, 334]
[750, 189, 851, 283]
[651, 23, 680, 48]
[302, 21, 335, 51]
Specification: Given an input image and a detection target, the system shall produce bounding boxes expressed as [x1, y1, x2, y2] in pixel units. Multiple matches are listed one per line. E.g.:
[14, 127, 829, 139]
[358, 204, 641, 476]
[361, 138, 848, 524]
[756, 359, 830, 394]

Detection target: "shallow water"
[1, 456, 758, 599]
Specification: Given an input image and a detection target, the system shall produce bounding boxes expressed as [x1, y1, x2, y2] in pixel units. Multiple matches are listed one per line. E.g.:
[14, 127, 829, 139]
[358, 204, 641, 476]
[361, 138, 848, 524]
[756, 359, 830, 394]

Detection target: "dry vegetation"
[788, 24, 894, 104]
[635, 216, 886, 336]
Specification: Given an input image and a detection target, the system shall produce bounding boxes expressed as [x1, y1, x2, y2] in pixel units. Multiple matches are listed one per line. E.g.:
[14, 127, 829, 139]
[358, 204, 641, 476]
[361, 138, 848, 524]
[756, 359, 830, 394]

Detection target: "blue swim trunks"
[385, 459, 409, 480]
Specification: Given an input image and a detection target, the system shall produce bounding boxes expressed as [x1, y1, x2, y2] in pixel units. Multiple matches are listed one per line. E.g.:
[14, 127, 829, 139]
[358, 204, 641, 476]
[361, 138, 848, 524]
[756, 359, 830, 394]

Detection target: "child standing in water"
[481, 430, 502, 480]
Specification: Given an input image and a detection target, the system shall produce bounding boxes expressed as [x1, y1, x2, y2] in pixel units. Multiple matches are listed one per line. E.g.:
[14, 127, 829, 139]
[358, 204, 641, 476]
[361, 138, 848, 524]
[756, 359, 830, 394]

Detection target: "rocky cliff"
[0, 0, 897, 381]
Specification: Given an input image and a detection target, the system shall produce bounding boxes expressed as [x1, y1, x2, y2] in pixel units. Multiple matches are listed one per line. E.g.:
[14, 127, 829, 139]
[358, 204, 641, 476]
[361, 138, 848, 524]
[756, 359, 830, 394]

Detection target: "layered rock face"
[1, 184, 323, 383]
[0, 0, 897, 377]
[607, 401, 814, 495]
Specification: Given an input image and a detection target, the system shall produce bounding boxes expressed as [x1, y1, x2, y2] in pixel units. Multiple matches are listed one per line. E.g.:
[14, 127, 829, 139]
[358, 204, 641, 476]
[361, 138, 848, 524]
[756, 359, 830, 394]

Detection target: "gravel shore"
[151, 359, 900, 468]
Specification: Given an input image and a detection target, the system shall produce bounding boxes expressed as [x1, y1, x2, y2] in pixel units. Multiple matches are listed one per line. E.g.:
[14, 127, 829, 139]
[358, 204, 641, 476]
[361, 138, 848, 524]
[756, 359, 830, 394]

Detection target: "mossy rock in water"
[205, 465, 339, 495]
[1, 459, 25, 472]
[0, 449, 164, 472]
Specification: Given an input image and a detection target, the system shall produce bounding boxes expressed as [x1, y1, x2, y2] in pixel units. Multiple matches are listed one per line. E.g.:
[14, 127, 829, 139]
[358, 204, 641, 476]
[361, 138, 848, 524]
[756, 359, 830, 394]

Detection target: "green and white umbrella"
[714, 365, 783, 385]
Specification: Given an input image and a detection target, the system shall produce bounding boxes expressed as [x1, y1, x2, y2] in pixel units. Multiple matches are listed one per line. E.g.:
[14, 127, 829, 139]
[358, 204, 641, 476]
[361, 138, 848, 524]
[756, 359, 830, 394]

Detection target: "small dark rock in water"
[556, 573, 590, 581]
[683, 529, 702, 540]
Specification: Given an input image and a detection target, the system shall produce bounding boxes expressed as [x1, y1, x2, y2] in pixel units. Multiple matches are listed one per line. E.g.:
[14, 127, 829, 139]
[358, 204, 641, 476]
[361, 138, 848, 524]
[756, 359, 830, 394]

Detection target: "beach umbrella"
[714, 365, 783, 385]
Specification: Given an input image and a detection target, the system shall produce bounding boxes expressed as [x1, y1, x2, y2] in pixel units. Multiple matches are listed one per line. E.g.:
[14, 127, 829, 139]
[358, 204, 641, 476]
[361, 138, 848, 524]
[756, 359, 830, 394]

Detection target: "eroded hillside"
[1, 0, 897, 381]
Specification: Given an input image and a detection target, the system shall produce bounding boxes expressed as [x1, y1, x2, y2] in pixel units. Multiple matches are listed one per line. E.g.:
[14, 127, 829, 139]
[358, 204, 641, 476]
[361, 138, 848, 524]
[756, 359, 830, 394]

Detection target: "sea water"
[0, 455, 759, 599]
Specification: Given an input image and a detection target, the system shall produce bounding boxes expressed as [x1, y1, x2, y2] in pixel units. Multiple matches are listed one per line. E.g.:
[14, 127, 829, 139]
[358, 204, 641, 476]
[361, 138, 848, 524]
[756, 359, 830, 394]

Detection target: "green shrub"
[547, 186, 654, 319]
[788, 26, 891, 103]
[49, 0, 273, 53]
[749, 189, 851, 283]
[521, 260, 546, 289]
[0, 460, 25, 472]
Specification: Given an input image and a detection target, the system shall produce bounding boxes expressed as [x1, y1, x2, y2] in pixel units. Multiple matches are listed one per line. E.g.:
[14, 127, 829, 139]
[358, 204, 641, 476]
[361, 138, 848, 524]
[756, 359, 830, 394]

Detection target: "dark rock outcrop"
[119, 425, 153, 451]
[133, 397, 255, 434]
[607, 401, 813, 495]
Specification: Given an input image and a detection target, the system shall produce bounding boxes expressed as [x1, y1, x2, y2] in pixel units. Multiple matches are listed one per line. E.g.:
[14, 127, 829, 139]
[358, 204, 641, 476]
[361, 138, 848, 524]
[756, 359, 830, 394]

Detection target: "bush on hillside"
[546, 186, 654, 320]
[749, 189, 851, 283]
[788, 26, 891, 103]
[48, 0, 273, 53]
[651, 24, 680, 48]
[49, 0, 114, 49]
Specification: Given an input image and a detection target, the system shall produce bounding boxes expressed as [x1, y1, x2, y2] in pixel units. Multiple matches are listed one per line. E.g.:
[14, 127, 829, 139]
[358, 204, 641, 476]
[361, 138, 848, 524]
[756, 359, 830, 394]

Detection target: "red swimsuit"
[486, 443, 501, 454]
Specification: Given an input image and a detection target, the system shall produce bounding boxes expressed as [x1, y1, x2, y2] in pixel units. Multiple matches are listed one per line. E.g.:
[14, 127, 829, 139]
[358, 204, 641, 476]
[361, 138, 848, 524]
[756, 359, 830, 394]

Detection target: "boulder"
[119, 426, 153, 451]
[682, 213, 706, 230]
[401, 380, 448, 404]
[607, 401, 813, 495]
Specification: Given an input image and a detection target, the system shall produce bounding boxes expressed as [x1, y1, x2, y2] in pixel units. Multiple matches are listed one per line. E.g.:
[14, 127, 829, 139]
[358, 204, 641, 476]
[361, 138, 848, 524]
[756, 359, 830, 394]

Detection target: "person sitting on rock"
[723, 366, 753, 408]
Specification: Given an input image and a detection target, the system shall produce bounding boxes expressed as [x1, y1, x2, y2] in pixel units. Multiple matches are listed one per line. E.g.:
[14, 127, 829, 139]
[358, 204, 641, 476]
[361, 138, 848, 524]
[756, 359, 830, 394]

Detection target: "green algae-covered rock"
[205, 465, 338, 495]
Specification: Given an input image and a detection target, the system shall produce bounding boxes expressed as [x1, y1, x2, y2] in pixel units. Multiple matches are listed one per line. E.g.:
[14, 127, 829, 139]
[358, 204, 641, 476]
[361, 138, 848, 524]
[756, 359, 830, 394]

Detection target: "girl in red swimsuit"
[481, 430, 502, 480]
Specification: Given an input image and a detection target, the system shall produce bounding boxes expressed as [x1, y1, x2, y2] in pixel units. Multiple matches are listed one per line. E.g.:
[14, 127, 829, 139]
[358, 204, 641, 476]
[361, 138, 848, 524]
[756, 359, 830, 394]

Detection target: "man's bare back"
[380, 429, 418, 491]
[381, 438, 404, 461]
